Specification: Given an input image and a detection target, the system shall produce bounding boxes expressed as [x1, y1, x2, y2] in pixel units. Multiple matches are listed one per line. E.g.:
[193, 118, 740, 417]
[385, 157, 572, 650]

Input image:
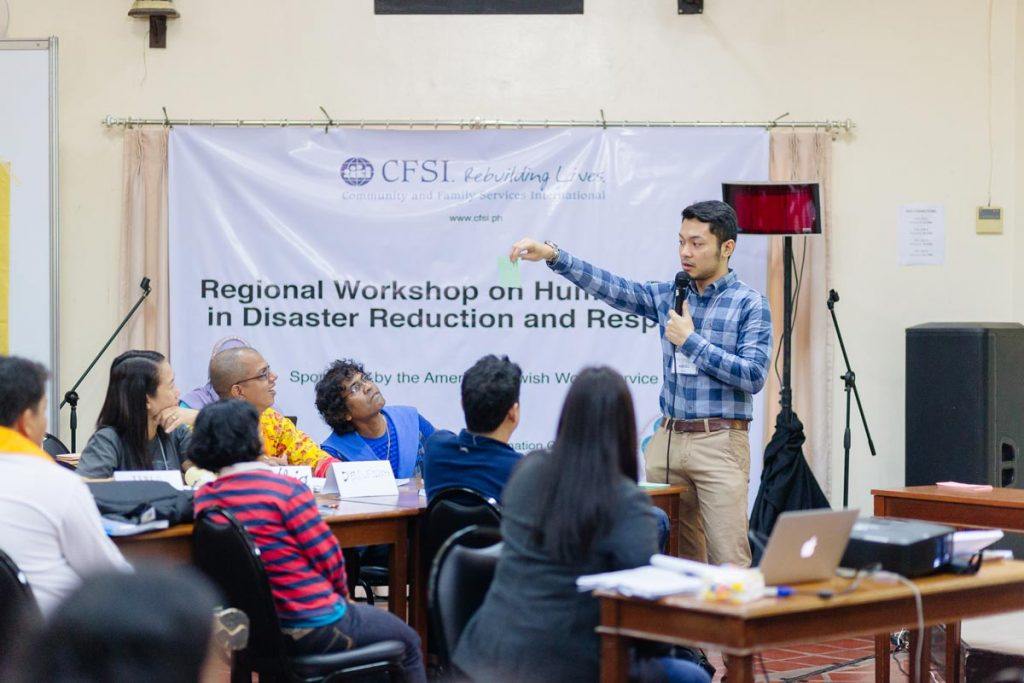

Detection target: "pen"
[763, 586, 794, 597]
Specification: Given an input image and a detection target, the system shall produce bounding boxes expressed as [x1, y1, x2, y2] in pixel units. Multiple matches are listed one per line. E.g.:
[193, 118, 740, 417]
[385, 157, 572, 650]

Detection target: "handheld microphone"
[674, 271, 691, 315]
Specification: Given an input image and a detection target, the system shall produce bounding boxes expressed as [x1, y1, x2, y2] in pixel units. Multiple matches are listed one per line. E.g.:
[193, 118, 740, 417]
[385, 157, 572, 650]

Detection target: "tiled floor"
[705, 636, 928, 682]
[214, 632, 941, 682]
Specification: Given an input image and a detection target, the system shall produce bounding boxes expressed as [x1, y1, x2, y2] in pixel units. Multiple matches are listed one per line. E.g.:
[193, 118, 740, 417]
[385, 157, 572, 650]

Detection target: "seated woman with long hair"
[77, 350, 195, 479]
[453, 367, 710, 683]
[189, 399, 425, 683]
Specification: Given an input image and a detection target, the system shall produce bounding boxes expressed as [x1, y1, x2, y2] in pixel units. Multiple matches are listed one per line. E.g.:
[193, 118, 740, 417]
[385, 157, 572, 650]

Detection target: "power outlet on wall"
[976, 206, 1003, 235]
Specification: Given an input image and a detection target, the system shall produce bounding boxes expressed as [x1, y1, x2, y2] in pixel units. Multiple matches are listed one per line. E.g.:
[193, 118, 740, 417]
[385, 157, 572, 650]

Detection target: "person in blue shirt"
[422, 355, 671, 553]
[314, 359, 434, 479]
[423, 355, 523, 504]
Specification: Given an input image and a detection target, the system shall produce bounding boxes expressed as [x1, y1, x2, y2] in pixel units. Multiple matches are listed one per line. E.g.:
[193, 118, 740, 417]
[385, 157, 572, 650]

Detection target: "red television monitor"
[722, 182, 821, 235]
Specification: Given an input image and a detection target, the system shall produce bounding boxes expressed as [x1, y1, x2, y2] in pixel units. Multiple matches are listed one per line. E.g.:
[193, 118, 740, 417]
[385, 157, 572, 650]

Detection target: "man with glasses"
[209, 347, 330, 469]
[313, 358, 435, 479]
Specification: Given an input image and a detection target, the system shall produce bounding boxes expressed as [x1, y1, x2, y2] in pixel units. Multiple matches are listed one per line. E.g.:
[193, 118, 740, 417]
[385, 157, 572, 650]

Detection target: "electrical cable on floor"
[757, 652, 770, 682]
[889, 573, 925, 683]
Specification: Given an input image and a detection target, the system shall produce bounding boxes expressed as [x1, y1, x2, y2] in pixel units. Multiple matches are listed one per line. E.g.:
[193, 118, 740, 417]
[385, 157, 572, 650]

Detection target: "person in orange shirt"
[208, 347, 331, 471]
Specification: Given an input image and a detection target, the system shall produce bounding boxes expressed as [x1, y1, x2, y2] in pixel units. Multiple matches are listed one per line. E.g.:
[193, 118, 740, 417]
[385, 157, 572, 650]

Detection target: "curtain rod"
[101, 114, 854, 132]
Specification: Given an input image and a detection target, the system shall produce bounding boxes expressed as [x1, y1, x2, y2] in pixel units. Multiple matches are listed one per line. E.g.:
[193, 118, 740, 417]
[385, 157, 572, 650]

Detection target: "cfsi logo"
[340, 157, 452, 185]
[340, 158, 374, 186]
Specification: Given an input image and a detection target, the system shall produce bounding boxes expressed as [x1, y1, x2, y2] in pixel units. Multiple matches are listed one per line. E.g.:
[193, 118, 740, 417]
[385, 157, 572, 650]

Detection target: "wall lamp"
[128, 0, 179, 49]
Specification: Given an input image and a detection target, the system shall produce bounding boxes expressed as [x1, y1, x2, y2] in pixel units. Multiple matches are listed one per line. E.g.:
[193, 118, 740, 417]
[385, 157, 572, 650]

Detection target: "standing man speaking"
[511, 200, 771, 567]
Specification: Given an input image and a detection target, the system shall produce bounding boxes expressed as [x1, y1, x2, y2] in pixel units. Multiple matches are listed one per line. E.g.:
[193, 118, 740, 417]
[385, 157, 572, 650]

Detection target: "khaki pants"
[645, 425, 752, 567]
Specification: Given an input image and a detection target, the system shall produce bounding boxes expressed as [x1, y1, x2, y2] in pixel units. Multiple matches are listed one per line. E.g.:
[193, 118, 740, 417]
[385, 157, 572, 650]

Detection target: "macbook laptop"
[757, 508, 859, 585]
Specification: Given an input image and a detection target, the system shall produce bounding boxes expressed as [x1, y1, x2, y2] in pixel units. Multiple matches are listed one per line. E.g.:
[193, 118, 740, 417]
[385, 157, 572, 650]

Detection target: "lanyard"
[157, 436, 169, 470]
[695, 286, 728, 337]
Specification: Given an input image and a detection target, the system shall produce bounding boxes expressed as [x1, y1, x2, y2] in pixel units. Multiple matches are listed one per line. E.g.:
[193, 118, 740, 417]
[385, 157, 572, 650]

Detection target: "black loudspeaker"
[905, 323, 1024, 488]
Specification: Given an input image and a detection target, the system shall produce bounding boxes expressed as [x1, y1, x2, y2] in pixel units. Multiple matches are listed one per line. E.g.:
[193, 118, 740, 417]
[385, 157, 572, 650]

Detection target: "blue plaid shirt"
[549, 250, 772, 420]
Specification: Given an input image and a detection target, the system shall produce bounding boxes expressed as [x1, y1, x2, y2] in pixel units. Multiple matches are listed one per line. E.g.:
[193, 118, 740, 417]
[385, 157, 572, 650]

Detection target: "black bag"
[749, 411, 830, 563]
[87, 481, 194, 525]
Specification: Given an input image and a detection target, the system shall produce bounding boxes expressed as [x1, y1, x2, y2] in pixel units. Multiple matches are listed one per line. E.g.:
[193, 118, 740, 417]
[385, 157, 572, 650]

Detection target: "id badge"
[675, 349, 698, 376]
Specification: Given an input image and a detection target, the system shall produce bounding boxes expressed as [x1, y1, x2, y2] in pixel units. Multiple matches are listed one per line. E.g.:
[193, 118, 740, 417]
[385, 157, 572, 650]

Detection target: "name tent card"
[114, 470, 186, 491]
[321, 460, 398, 497]
[271, 466, 314, 487]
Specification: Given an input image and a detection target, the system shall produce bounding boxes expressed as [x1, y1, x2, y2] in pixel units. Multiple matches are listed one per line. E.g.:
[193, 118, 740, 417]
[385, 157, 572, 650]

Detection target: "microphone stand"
[59, 277, 152, 452]
[826, 289, 877, 508]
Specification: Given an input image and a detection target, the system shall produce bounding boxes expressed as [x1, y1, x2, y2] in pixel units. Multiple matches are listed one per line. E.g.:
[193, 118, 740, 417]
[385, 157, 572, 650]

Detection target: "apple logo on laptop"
[800, 536, 818, 559]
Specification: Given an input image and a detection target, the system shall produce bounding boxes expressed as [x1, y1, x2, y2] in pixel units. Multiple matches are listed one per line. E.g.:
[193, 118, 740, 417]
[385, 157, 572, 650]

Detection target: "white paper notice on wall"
[321, 460, 399, 498]
[899, 204, 945, 266]
[114, 470, 187, 491]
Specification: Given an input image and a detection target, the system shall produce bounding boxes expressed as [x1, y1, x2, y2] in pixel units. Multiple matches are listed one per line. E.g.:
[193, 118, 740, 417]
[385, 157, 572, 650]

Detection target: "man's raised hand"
[509, 238, 555, 264]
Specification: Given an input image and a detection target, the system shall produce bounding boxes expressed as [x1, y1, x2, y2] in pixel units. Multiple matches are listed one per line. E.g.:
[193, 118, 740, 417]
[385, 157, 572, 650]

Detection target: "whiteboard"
[0, 38, 59, 429]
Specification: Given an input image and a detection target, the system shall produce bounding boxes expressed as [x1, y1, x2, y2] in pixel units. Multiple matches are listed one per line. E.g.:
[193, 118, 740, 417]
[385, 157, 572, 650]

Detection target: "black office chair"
[192, 507, 405, 683]
[423, 487, 502, 573]
[428, 525, 503, 672]
[347, 487, 502, 608]
[42, 433, 76, 471]
[344, 548, 387, 607]
[42, 432, 70, 456]
[0, 548, 42, 663]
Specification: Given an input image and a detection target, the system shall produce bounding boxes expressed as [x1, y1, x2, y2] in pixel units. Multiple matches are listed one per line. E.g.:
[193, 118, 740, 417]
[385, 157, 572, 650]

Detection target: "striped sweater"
[195, 466, 348, 627]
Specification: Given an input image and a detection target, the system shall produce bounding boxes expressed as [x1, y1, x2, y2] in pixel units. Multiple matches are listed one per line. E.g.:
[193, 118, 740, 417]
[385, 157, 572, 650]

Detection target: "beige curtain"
[762, 130, 835, 498]
[120, 128, 170, 355]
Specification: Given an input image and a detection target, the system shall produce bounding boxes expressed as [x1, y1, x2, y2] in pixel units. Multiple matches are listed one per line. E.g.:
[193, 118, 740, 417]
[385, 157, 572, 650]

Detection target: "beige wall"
[1017, 2, 1024, 324]
[6, 0, 1022, 510]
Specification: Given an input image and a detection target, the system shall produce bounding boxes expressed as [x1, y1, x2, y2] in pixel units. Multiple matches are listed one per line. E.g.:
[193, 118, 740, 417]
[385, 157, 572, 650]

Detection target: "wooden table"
[643, 484, 686, 557]
[873, 485, 1024, 533]
[330, 486, 429, 639]
[113, 496, 425, 641]
[872, 485, 1024, 679]
[597, 560, 1024, 683]
[113, 481, 686, 658]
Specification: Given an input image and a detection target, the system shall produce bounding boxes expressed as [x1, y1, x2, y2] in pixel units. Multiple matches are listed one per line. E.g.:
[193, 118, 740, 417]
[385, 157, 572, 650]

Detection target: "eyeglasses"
[234, 366, 272, 386]
[343, 374, 374, 396]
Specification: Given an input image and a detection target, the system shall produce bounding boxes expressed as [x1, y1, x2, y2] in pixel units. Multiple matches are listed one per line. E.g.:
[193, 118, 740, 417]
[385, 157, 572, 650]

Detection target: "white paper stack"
[102, 518, 170, 537]
[952, 529, 1004, 556]
[113, 470, 186, 490]
[576, 565, 702, 600]
[650, 553, 716, 578]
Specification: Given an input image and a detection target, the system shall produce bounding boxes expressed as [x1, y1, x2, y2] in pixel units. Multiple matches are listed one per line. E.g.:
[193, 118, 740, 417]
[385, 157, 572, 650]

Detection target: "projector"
[840, 517, 955, 577]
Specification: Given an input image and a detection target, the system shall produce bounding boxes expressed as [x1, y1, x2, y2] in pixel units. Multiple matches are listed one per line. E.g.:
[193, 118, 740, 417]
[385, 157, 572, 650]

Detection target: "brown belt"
[662, 417, 749, 433]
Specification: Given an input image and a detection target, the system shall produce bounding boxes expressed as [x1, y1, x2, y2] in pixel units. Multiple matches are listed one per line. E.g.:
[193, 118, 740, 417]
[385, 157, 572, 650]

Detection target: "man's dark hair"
[461, 355, 521, 434]
[15, 568, 220, 683]
[0, 356, 49, 428]
[315, 359, 368, 435]
[682, 200, 739, 250]
[187, 399, 263, 471]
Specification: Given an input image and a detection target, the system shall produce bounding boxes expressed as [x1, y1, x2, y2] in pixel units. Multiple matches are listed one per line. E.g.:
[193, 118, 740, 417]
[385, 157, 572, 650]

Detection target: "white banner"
[169, 127, 769, 498]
